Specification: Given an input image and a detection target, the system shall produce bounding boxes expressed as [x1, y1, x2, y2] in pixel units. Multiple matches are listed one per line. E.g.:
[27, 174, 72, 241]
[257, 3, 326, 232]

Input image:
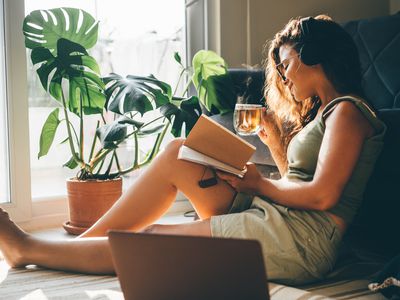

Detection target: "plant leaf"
[38, 108, 61, 159]
[138, 123, 165, 136]
[63, 154, 79, 169]
[31, 39, 105, 115]
[96, 121, 128, 148]
[59, 137, 69, 145]
[192, 50, 227, 86]
[160, 96, 201, 137]
[23, 7, 99, 54]
[117, 116, 144, 128]
[201, 74, 236, 114]
[174, 52, 182, 64]
[104, 73, 171, 116]
[192, 50, 235, 114]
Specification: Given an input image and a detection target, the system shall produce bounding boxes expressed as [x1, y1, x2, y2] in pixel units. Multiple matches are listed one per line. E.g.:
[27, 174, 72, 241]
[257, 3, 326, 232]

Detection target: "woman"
[0, 15, 385, 285]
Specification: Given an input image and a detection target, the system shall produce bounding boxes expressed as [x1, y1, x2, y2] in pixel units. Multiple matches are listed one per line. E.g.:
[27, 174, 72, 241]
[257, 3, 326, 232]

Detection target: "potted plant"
[23, 7, 234, 234]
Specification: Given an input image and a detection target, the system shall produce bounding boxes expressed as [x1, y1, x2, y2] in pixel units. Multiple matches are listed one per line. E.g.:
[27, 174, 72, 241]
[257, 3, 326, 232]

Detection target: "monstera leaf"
[96, 120, 128, 150]
[103, 74, 172, 116]
[160, 96, 202, 137]
[96, 114, 164, 149]
[23, 7, 98, 54]
[199, 74, 236, 114]
[192, 50, 235, 114]
[31, 38, 105, 115]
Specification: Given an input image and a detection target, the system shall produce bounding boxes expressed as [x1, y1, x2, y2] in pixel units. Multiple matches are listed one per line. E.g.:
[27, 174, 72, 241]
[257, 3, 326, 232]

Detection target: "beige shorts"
[210, 193, 342, 286]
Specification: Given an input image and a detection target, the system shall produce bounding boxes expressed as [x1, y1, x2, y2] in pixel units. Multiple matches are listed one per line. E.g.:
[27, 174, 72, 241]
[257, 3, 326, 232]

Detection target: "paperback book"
[177, 115, 256, 177]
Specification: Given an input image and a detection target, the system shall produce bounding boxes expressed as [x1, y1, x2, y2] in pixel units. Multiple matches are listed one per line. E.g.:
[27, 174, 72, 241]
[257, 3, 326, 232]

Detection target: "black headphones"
[299, 17, 325, 66]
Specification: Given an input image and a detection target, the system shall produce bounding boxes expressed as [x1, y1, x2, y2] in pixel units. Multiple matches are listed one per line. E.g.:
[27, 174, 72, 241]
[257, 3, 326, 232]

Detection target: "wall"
[209, 0, 390, 67]
[391, 0, 400, 13]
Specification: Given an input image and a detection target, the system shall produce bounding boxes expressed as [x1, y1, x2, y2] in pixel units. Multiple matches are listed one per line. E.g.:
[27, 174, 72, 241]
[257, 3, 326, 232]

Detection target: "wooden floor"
[0, 261, 122, 300]
[0, 213, 191, 299]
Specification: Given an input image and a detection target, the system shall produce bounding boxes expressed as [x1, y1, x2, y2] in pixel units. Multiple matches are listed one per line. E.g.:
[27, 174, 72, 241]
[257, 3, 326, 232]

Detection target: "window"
[0, 0, 8, 204]
[24, 0, 185, 199]
[0, 0, 32, 222]
[0, 0, 189, 227]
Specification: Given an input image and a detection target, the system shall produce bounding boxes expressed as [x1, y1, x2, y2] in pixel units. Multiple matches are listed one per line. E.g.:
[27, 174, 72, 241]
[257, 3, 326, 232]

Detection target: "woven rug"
[0, 258, 387, 299]
[0, 260, 122, 300]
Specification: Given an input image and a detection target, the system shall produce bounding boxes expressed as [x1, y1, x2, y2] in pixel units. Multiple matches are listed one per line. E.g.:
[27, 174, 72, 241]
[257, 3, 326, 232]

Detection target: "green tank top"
[285, 96, 386, 224]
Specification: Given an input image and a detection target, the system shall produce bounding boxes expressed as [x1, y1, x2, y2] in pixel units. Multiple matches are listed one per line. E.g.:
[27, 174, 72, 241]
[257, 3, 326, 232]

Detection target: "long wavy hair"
[263, 15, 363, 148]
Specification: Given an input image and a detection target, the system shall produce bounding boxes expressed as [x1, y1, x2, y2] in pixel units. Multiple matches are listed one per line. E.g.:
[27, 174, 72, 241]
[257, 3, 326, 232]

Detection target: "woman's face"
[278, 45, 319, 102]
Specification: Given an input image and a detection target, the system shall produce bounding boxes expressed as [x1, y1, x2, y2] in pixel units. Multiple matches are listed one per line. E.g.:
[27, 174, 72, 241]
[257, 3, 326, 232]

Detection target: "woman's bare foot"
[0, 208, 31, 267]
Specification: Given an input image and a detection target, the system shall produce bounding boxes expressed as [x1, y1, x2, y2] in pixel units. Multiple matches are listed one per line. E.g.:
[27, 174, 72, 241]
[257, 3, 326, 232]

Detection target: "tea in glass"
[233, 104, 262, 136]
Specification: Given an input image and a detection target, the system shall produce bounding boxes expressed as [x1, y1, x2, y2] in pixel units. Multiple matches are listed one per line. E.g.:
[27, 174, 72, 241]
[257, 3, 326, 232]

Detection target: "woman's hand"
[216, 162, 263, 194]
[258, 108, 281, 148]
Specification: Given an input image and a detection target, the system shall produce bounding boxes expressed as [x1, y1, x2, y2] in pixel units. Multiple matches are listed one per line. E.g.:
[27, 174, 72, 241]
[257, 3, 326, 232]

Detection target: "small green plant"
[23, 7, 234, 181]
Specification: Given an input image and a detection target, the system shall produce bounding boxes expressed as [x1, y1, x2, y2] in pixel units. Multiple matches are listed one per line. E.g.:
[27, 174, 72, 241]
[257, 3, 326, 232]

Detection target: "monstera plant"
[23, 7, 202, 180]
[22, 7, 194, 233]
[23, 7, 233, 234]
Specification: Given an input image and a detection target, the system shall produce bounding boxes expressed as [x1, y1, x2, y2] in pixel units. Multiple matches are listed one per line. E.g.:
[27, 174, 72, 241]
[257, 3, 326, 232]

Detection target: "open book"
[178, 115, 256, 177]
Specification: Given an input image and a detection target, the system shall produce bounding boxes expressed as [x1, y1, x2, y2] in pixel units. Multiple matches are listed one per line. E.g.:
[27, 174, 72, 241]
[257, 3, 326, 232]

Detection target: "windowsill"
[18, 197, 193, 233]
[30, 212, 194, 237]
[20, 165, 192, 232]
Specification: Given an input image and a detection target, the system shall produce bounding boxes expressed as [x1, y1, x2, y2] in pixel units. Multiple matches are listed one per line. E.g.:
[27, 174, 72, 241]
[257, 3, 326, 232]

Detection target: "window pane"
[0, 0, 9, 204]
[25, 0, 185, 199]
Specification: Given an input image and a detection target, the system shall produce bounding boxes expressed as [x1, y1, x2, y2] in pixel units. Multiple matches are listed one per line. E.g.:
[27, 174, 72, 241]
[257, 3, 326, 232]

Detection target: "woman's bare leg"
[0, 138, 235, 273]
[80, 138, 236, 237]
[0, 209, 113, 274]
[0, 207, 212, 274]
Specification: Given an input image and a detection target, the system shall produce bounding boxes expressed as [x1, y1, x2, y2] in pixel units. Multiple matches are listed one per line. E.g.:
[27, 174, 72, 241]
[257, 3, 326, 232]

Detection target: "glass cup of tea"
[233, 104, 262, 136]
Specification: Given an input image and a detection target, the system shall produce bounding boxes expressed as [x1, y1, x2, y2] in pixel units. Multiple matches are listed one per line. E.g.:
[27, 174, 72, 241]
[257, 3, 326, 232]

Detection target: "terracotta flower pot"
[63, 177, 123, 235]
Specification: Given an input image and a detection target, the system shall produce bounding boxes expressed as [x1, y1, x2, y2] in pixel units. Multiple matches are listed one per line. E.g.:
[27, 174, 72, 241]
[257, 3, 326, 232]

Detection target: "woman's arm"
[258, 110, 288, 175]
[219, 101, 374, 211]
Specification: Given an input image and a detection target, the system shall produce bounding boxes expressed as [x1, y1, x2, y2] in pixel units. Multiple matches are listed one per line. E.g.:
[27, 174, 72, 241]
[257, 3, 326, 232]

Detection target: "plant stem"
[91, 115, 165, 172]
[139, 120, 170, 167]
[134, 132, 139, 167]
[95, 156, 106, 175]
[173, 68, 186, 97]
[110, 120, 170, 177]
[79, 93, 84, 162]
[114, 150, 122, 172]
[61, 119, 80, 145]
[181, 77, 193, 97]
[140, 115, 164, 129]
[60, 90, 84, 166]
[105, 152, 114, 176]
[88, 120, 100, 162]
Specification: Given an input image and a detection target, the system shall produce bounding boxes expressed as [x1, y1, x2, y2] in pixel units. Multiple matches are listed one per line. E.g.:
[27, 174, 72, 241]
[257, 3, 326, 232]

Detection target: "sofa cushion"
[342, 13, 400, 109]
[346, 109, 400, 257]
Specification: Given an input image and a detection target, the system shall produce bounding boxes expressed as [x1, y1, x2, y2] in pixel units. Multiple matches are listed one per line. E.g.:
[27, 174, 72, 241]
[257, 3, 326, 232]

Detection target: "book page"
[183, 115, 256, 170]
[178, 145, 246, 177]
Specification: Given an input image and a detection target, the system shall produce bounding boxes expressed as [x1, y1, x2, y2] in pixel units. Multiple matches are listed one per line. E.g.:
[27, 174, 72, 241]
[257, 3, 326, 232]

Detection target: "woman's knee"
[163, 138, 185, 157]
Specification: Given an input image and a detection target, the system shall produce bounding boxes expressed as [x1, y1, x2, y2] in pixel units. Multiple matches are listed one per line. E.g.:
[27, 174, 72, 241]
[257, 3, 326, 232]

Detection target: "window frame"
[0, 0, 35, 224]
[1, 0, 193, 230]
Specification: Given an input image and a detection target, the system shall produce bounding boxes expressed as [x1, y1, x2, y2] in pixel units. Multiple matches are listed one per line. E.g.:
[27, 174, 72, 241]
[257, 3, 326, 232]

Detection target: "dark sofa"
[212, 12, 400, 299]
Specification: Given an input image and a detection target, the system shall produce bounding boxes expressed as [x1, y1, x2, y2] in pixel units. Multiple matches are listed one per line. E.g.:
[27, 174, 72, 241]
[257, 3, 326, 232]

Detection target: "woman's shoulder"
[322, 95, 374, 119]
[322, 95, 384, 138]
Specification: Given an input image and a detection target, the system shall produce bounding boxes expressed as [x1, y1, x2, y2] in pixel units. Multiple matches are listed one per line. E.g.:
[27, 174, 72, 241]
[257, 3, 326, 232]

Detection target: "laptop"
[108, 231, 270, 300]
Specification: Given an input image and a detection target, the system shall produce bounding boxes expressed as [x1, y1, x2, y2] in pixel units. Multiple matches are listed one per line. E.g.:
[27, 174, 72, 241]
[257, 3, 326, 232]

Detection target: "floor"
[0, 213, 193, 300]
